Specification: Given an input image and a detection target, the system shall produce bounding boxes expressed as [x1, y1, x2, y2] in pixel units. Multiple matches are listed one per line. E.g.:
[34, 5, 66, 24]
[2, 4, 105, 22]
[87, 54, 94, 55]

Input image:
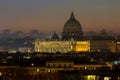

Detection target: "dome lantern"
[70, 11, 75, 19]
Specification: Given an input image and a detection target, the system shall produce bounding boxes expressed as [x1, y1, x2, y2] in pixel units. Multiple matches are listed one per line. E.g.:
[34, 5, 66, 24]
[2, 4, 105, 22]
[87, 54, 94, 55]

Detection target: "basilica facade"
[34, 12, 116, 53]
[34, 39, 89, 53]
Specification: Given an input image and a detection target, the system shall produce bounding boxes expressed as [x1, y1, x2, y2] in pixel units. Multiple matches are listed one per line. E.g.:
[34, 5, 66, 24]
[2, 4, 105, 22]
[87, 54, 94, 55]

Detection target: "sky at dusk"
[0, 0, 120, 33]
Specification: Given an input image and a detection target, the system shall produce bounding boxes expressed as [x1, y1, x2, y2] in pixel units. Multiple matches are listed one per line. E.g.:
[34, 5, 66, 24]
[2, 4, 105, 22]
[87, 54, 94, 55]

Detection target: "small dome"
[51, 32, 59, 40]
[62, 12, 83, 41]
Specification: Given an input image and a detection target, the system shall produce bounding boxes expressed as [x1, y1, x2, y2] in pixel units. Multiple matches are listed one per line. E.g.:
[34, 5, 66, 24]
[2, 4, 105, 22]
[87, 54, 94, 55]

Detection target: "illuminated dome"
[62, 12, 83, 40]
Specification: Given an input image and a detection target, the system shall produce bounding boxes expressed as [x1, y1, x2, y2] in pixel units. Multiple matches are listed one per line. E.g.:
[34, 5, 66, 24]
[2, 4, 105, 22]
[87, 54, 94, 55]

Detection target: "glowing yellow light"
[48, 70, 51, 72]
[75, 41, 89, 52]
[104, 77, 111, 80]
[0, 72, 2, 76]
[31, 63, 34, 66]
[87, 75, 96, 80]
[118, 77, 120, 80]
[37, 69, 39, 72]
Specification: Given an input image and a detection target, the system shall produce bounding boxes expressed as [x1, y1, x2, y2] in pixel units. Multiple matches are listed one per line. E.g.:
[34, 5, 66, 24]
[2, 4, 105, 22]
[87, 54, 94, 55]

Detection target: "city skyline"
[0, 0, 120, 33]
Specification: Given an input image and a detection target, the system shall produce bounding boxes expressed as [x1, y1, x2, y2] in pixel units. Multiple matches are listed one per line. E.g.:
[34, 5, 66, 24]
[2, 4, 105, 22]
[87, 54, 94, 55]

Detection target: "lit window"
[37, 69, 39, 72]
[85, 67, 87, 69]
[0, 72, 2, 76]
[31, 63, 34, 66]
[48, 70, 51, 72]
[104, 77, 111, 80]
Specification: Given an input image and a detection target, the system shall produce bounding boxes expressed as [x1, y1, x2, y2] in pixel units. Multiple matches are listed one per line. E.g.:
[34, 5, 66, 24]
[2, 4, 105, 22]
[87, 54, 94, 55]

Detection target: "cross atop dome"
[70, 11, 75, 19]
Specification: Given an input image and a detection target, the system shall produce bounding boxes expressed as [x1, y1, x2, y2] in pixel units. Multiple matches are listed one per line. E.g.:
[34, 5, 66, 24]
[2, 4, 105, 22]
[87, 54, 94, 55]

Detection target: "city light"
[87, 75, 96, 80]
[0, 72, 2, 76]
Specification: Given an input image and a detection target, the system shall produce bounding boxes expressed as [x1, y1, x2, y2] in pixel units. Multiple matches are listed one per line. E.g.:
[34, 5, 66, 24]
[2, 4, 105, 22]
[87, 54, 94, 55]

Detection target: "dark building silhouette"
[51, 32, 60, 40]
[62, 12, 83, 41]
